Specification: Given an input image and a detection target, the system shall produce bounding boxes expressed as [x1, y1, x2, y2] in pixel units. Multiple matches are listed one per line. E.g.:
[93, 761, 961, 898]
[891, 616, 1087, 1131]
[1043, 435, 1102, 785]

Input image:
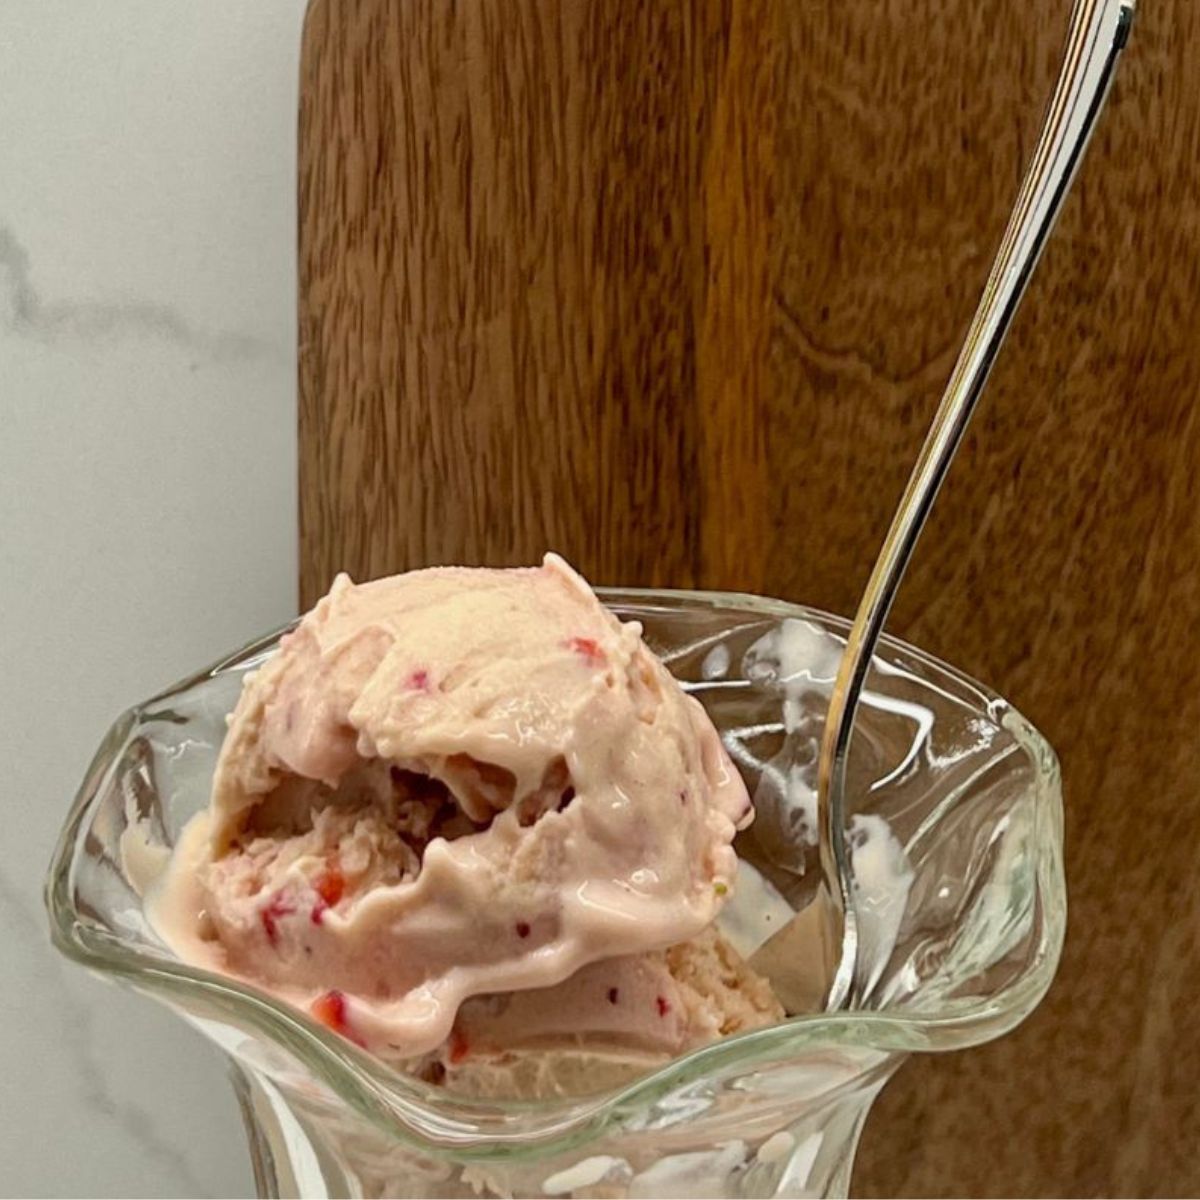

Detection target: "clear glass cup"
[46, 589, 1064, 1199]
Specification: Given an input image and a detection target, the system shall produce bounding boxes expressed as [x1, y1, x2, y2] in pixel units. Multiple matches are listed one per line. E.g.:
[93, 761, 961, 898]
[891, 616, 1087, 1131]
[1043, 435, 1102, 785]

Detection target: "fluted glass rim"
[45, 585, 1065, 1154]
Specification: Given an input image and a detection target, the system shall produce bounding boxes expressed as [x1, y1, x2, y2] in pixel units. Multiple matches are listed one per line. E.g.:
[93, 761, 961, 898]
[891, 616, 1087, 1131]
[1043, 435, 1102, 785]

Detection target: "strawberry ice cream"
[149, 554, 782, 1088]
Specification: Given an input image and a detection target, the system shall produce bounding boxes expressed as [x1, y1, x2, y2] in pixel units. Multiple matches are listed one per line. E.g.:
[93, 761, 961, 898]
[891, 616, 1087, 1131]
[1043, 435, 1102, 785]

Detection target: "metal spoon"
[819, 0, 1136, 1009]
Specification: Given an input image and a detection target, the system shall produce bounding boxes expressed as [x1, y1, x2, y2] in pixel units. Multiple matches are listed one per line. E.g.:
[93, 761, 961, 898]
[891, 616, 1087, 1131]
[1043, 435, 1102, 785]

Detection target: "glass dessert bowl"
[46, 589, 1064, 1199]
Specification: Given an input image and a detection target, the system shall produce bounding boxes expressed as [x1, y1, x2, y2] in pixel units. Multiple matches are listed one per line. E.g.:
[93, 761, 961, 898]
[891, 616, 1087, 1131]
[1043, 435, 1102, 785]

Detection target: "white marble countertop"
[1, 3, 307, 1194]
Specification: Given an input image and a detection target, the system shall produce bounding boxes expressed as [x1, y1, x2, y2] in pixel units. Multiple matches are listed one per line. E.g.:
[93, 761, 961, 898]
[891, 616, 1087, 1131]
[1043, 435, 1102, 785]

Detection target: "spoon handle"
[820, 0, 1136, 1009]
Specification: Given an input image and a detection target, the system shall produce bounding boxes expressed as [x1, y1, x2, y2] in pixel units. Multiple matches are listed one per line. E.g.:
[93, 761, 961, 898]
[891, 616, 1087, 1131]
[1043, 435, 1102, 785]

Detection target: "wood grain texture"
[299, 1, 1200, 1194]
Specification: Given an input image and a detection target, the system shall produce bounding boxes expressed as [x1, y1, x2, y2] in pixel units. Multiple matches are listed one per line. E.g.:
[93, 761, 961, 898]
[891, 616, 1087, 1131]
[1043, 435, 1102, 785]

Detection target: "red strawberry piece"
[310, 866, 345, 924]
[316, 867, 345, 906]
[565, 636, 605, 666]
[607, 987, 620, 1005]
[448, 1027, 470, 1064]
[515, 921, 531, 939]
[656, 995, 671, 1017]
[311, 989, 347, 1029]
[407, 669, 432, 692]
[260, 893, 295, 946]
[310, 990, 365, 1047]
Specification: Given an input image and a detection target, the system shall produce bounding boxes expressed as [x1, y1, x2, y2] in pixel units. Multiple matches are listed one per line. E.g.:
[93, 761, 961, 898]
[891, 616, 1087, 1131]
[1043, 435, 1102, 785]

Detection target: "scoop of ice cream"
[410, 927, 786, 1099]
[151, 554, 753, 1060]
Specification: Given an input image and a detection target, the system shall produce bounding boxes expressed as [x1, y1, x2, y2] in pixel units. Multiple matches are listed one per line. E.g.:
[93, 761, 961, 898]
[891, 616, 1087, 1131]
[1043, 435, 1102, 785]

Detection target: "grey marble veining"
[0, 224, 265, 361]
[1, 2, 309, 1195]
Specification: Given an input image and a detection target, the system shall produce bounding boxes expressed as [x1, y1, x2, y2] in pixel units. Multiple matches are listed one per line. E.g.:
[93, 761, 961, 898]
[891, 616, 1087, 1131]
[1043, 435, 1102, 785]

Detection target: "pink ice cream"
[150, 554, 771, 1071]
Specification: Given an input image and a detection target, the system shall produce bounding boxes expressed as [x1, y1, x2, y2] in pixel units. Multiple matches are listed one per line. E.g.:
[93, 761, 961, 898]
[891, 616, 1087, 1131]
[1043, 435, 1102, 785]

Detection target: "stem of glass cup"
[818, 0, 1135, 1009]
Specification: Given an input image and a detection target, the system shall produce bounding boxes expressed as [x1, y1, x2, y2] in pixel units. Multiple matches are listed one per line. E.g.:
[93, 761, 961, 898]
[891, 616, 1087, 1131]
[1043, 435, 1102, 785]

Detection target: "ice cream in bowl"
[46, 557, 1064, 1198]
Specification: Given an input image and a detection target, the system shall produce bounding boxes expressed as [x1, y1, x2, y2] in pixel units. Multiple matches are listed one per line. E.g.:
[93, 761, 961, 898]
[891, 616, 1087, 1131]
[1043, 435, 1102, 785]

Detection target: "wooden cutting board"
[298, 1, 1200, 1194]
